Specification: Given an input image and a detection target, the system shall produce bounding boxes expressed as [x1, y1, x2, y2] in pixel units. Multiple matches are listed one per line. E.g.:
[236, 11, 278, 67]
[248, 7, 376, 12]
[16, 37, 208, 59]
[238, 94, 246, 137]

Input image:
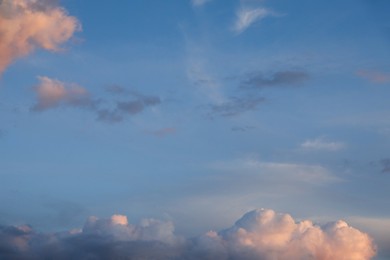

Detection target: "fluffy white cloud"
[0, 0, 80, 75]
[0, 209, 376, 259]
[198, 209, 376, 260]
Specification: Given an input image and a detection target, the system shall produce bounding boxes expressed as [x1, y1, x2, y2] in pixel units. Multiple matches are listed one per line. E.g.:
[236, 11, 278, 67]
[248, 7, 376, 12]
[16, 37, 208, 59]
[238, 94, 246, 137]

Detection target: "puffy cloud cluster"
[191, 209, 376, 260]
[0, 0, 80, 74]
[0, 209, 376, 259]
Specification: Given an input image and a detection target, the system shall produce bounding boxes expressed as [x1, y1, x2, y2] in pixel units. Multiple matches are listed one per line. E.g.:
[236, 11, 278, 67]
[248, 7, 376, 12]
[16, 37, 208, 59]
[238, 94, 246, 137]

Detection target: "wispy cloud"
[241, 70, 310, 89]
[211, 158, 341, 185]
[191, 0, 213, 7]
[357, 70, 390, 84]
[209, 97, 265, 117]
[0, 209, 376, 259]
[0, 0, 80, 75]
[145, 128, 177, 138]
[300, 137, 346, 151]
[233, 7, 276, 34]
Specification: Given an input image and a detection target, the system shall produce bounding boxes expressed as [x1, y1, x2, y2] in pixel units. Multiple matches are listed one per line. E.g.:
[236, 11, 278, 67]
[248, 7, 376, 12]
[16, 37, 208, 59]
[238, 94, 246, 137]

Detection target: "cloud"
[209, 97, 265, 117]
[96, 95, 161, 123]
[104, 84, 127, 94]
[31, 78, 161, 123]
[242, 70, 310, 89]
[0, 209, 376, 259]
[0, 0, 80, 75]
[145, 128, 177, 137]
[231, 126, 256, 132]
[380, 158, 390, 173]
[211, 159, 341, 185]
[357, 70, 390, 84]
[233, 7, 276, 34]
[300, 137, 346, 151]
[191, 0, 213, 7]
[31, 76, 94, 112]
[194, 209, 377, 260]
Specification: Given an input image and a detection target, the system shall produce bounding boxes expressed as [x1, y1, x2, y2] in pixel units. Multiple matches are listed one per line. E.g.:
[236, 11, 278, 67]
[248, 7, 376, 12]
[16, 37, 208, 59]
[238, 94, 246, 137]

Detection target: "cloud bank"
[0, 0, 80, 75]
[0, 209, 376, 259]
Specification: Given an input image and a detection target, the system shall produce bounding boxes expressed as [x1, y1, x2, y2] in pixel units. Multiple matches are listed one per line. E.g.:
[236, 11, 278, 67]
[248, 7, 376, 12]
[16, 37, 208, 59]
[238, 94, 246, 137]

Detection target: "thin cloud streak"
[191, 0, 213, 7]
[241, 70, 310, 89]
[209, 97, 265, 117]
[301, 137, 346, 151]
[357, 70, 390, 84]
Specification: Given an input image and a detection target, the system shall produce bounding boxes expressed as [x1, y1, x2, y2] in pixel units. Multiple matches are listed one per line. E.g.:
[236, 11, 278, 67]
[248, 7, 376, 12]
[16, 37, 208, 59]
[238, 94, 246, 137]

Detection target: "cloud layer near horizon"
[0, 0, 80, 75]
[0, 209, 376, 260]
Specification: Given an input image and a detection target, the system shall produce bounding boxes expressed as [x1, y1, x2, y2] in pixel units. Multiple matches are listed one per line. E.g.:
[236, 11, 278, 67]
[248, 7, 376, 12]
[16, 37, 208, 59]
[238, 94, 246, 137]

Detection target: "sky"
[0, 0, 389, 259]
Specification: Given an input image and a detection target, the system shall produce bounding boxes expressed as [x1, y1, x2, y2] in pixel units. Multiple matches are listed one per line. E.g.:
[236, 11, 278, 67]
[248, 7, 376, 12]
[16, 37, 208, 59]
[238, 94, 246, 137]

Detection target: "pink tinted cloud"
[357, 70, 390, 84]
[31, 76, 90, 111]
[0, 0, 80, 74]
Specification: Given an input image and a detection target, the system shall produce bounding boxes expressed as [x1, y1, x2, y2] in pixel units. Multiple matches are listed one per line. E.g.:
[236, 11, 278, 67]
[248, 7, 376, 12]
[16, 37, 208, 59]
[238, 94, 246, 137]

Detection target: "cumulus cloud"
[195, 209, 377, 260]
[242, 70, 310, 89]
[357, 70, 390, 84]
[301, 137, 346, 151]
[233, 7, 276, 34]
[31, 76, 93, 112]
[0, 209, 376, 259]
[0, 0, 80, 75]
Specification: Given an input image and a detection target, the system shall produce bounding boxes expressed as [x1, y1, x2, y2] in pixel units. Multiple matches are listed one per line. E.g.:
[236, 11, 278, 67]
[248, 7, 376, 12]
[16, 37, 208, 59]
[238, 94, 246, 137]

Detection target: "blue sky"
[0, 0, 389, 259]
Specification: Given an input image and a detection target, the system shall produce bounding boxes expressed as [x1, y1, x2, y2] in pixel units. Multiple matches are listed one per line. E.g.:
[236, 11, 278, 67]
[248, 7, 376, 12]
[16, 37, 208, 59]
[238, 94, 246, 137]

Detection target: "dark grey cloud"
[231, 126, 256, 132]
[380, 158, 390, 173]
[96, 95, 161, 123]
[0, 209, 376, 260]
[209, 97, 265, 117]
[241, 70, 309, 89]
[104, 84, 127, 94]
